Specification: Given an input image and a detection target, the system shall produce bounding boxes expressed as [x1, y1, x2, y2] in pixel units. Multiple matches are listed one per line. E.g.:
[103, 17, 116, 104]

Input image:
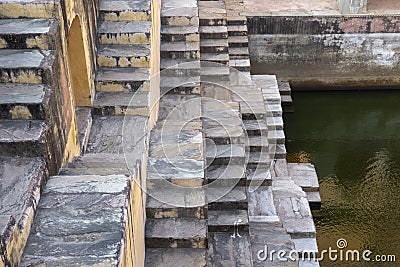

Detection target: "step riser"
[93, 106, 149, 117]
[161, 17, 200, 27]
[200, 45, 228, 53]
[201, 59, 229, 65]
[208, 225, 248, 233]
[248, 146, 269, 152]
[0, 139, 47, 158]
[145, 238, 207, 249]
[146, 207, 206, 219]
[161, 85, 201, 95]
[98, 33, 150, 45]
[207, 157, 245, 166]
[97, 55, 150, 68]
[246, 163, 271, 170]
[161, 33, 200, 43]
[268, 138, 285, 145]
[95, 80, 149, 92]
[0, 104, 46, 120]
[0, 4, 56, 19]
[100, 11, 151, 22]
[228, 31, 247, 37]
[206, 179, 247, 187]
[0, 68, 51, 84]
[228, 20, 247, 26]
[241, 114, 266, 121]
[205, 136, 244, 145]
[228, 42, 248, 48]
[0, 34, 56, 50]
[200, 75, 230, 82]
[200, 32, 228, 39]
[200, 18, 227, 26]
[208, 202, 247, 210]
[161, 51, 200, 60]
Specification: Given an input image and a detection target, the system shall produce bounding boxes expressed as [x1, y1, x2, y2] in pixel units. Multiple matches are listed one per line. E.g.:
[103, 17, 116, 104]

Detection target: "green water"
[284, 91, 400, 266]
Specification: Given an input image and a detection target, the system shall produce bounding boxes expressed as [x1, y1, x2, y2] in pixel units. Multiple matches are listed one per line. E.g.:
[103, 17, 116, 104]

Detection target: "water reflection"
[285, 91, 400, 266]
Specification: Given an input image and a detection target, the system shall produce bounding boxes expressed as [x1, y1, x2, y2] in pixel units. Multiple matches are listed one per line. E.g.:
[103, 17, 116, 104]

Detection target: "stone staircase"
[0, 15, 69, 266]
[17, 0, 158, 265]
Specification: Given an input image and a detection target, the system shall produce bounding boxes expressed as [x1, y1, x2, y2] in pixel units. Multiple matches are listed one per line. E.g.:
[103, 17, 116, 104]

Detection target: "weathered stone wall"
[248, 16, 400, 89]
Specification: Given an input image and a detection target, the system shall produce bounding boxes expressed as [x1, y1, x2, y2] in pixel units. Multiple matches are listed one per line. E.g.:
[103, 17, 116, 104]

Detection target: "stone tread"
[0, 120, 46, 143]
[160, 58, 200, 70]
[99, 0, 151, 12]
[93, 91, 149, 109]
[243, 120, 268, 132]
[200, 38, 228, 47]
[97, 44, 150, 57]
[207, 186, 247, 206]
[227, 25, 247, 33]
[145, 218, 207, 247]
[248, 151, 270, 164]
[21, 175, 131, 265]
[161, 41, 199, 52]
[0, 18, 58, 35]
[287, 163, 320, 192]
[229, 46, 249, 55]
[98, 20, 151, 34]
[0, 49, 53, 69]
[0, 83, 50, 105]
[161, 25, 199, 34]
[207, 164, 246, 180]
[228, 35, 248, 46]
[201, 53, 229, 61]
[208, 209, 249, 231]
[247, 135, 269, 147]
[146, 248, 207, 267]
[206, 144, 245, 159]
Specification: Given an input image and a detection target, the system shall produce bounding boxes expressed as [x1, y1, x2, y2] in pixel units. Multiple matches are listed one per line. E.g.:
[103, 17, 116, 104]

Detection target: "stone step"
[247, 151, 271, 169]
[0, 157, 47, 266]
[268, 129, 285, 144]
[160, 75, 201, 94]
[146, 248, 207, 267]
[246, 168, 272, 187]
[230, 58, 250, 72]
[157, 94, 201, 121]
[248, 186, 277, 219]
[161, 25, 199, 42]
[98, 20, 151, 45]
[0, 19, 58, 49]
[228, 35, 248, 47]
[198, 1, 225, 8]
[201, 52, 229, 65]
[306, 191, 322, 211]
[229, 46, 249, 59]
[249, 223, 296, 267]
[247, 136, 269, 152]
[207, 232, 252, 266]
[199, 26, 228, 39]
[206, 164, 246, 186]
[86, 115, 148, 155]
[200, 66, 230, 78]
[0, 83, 51, 120]
[95, 67, 150, 92]
[21, 174, 136, 266]
[205, 144, 245, 166]
[147, 158, 204, 188]
[0, 120, 48, 157]
[0, 0, 57, 19]
[146, 189, 206, 219]
[59, 166, 130, 176]
[243, 120, 268, 136]
[208, 209, 249, 232]
[263, 92, 282, 104]
[145, 218, 207, 248]
[160, 58, 200, 77]
[272, 179, 317, 238]
[227, 16, 247, 26]
[161, 7, 199, 27]
[287, 163, 320, 192]
[293, 238, 319, 261]
[97, 44, 150, 68]
[277, 80, 292, 95]
[0, 49, 54, 84]
[161, 41, 200, 59]
[204, 123, 244, 145]
[200, 38, 228, 53]
[208, 186, 248, 210]
[99, 0, 151, 21]
[93, 91, 149, 116]
[266, 103, 283, 117]
[271, 144, 287, 160]
[240, 101, 267, 120]
[199, 13, 227, 26]
[227, 25, 247, 36]
[66, 153, 128, 169]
